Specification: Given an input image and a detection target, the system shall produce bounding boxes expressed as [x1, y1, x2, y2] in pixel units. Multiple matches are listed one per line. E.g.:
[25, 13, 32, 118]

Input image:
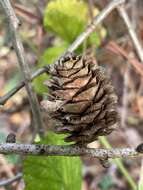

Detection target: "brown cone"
[41, 53, 118, 144]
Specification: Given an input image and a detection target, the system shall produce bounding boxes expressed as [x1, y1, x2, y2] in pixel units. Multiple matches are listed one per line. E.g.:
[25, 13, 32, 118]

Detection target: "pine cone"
[41, 53, 118, 144]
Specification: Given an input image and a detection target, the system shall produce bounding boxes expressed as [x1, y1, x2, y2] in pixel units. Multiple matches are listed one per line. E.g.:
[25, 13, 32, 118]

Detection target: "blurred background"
[0, 0, 143, 190]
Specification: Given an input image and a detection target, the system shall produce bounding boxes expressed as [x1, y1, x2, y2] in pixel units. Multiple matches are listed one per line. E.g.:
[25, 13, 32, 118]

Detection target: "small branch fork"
[0, 143, 142, 159]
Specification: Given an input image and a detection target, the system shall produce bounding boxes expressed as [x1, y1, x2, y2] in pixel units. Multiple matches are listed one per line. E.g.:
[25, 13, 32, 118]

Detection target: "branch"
[0, 143, 142, 159]
[117, 5, 143, 63]
[0, 173, 22, 187]
[0, 0, 125, 105]
[0, 0, 44, 137]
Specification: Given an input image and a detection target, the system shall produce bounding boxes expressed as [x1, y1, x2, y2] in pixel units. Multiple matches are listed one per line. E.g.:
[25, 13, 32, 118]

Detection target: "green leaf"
[24, 131, 82, 190]
[33, 43, 68, 94]
[44, 0, 87, 43]
[44, 0, 105, 47]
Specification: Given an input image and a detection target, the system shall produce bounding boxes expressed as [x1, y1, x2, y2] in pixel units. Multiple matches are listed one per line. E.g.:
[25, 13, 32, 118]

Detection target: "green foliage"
[44, 0, 105, 46]
[44, 0, 87, 43]
[24, 131, 82, 190]
[33, 43, 68, 94]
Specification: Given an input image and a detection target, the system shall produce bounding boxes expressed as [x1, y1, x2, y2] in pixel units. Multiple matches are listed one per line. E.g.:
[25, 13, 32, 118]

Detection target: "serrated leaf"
[33, 43, 68, 94]
[24, 131, 82, 190]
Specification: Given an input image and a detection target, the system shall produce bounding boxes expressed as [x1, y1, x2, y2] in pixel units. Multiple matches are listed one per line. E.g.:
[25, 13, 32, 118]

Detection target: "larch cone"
[41, 53, 118, 144]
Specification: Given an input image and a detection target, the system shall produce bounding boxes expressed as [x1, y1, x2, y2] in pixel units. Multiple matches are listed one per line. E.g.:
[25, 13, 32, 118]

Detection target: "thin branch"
[0, 67, 47, 105]
[0, 0, 44, 137]
[0, 173, 22, 187]
[117, 5, 143, 63]
[0, 143, 142, 159]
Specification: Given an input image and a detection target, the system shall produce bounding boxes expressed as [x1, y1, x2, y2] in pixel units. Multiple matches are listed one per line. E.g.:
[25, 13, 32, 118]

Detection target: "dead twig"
[0, 143, 142, 159]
